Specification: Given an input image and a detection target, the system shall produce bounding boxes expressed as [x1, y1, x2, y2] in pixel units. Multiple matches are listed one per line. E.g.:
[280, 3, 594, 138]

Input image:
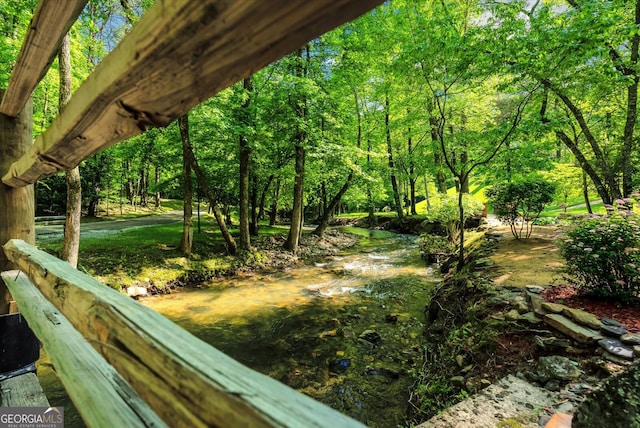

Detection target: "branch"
[467, 83, 540, 176]
[541, 78, 612, 177]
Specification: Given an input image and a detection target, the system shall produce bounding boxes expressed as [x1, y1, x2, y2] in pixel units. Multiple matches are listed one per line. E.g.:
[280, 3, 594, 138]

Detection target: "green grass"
[39, 211, 304, 289]
[40, 214, 236, 289]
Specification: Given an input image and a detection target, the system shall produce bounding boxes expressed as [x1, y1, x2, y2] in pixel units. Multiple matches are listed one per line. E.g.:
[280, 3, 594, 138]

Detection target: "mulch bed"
[541, 285, 640, 333]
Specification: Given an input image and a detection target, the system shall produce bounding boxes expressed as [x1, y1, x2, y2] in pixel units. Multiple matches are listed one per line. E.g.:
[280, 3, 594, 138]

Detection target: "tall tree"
[238, 77, 253, 250]
[285, 48, 308, 254]
[59, 33, 81, 268]
[178, 114, 193, 257]
[385, 93, 404, 219]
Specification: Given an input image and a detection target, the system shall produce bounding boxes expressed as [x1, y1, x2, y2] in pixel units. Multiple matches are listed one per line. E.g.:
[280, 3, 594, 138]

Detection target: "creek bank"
[126, 228, 361, 297]
[413, 230, 640, 427]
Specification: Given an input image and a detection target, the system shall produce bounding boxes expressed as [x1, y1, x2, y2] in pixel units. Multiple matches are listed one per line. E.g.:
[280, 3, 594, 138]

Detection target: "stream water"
[39, 228, 440, 427]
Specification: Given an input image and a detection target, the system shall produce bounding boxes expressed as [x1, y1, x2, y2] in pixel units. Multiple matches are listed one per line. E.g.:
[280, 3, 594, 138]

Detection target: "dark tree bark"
[269, 179, 280, 226]
[385, 94, 404, 219]
[59, 33, 81, 268]
[154, 165, 161, 208]
[540, 89, 614, 205]
[180, 121, 237, 255]
[250, 173, 259, 236]
[366, 138, 375, 225]
[285, 48, 308, 254]
[542, 79, 622, 201]
[239, 77, 253, 250]
[178, 115, 193, 257]
[314, 88, 362, 236]
[407, 129, 417, 215]
[582, 170, 593, 214]
[257, 174, 274, 224]
[619, 1, 640, 196]
[285, 142, 306, 253]
[431, 116, 448, 193]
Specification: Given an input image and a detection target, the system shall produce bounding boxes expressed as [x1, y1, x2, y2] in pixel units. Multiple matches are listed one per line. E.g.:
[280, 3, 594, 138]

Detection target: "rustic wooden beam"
[2, 0, 384, 187]
[0, 373, 49, 407]
[3, 240, 366, 427]
[0, 1, 87, 117]
[0, 91, 34, 313]
[1, 270, 166, 427]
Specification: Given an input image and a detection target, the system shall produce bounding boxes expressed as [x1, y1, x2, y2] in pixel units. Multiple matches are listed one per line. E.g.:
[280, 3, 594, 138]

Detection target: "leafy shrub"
[486, 177, 555, 239]
[425, 194, 484, 243]
[419, 234, 456, 263]
[559, 213, 640, 302]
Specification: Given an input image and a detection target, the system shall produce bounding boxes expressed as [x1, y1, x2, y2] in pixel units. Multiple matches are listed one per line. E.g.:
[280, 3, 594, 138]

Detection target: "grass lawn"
[40, 212, 235, 288]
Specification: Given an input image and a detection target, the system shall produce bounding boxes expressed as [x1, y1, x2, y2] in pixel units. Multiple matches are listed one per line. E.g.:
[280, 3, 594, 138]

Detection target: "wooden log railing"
[1, 239, 365, 427]
[0, 0, 87, 117]
[2, 0, 384, 188]
[1, 271, 164, 427]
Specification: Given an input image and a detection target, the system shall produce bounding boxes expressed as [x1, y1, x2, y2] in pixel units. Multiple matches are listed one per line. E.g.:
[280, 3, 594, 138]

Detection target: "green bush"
[425, 194, 484, 243]
[486, 177, 555, 239]
[559, 213, 640, 302]
[419, 234, 456, 263]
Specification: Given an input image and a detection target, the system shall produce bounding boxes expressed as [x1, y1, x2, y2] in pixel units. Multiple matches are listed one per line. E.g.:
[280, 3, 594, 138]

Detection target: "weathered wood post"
[0, 91, 34, 313]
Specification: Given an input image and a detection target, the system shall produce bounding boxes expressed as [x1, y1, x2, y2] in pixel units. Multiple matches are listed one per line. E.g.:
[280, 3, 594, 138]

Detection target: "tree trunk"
[285, 143, 305, 253]
[154, 165, 161, 208]
[139, 166, 148, 207]
[582, 170, 593, 214]
[407, 126, 417, 215]
[269, 179, 280, 226]
[621, 1, 640, 196]
[385, 94, 403, 219]
[457, 190, 465, 268]
[540, 90, 614, 205]
[423, 172, 432, 212]
[250, 173, 259, 236]
[555, 130, 612, 205]
[178, 115, 193, 257]
[367, 138, 375, 225]
[59, 33, 81, 268]
[314, 172, 353, 237]
[181, 127, 237, 255]
[239, 77, 252, 250]
[543, 80, 621, 200]
[0, 92, 34, 313]
[285, 48, 307, 254]
[124, 161, 133, 203]
[257, 174, 274, 223]
[431, 117, 448, 193]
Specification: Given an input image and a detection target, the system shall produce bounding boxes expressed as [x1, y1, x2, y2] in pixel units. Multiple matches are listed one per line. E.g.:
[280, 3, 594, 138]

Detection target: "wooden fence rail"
[2, 239, 365, 427]
[1, 271, 165, 427]
[2, 0, 383, 187]
[0, 1, 87, 117]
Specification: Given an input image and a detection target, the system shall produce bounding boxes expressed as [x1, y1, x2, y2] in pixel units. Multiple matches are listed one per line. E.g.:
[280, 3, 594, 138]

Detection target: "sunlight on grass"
[39, 218, 236, 289]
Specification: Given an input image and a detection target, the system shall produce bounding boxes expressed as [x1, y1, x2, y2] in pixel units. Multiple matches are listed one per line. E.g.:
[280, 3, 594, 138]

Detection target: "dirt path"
[487, 224, 567, 287]
[35, 210, 183, 241]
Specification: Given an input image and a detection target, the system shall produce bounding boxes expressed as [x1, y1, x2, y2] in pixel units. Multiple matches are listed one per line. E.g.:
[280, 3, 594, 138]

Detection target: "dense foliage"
[487, 177, 556, 239]
[560, 211, 640, 302]
[1, 0, 639, 251]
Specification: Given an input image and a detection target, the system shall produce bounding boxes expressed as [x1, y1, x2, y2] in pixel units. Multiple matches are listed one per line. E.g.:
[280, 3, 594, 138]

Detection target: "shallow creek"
[40, 228, 440, 427]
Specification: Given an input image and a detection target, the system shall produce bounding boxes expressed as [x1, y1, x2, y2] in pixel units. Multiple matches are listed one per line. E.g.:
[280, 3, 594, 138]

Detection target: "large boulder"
[536, 356, 581, 383]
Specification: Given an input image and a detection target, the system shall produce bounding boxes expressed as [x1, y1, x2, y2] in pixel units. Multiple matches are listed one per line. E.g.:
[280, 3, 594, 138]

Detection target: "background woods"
[0, 0, 638, 247]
